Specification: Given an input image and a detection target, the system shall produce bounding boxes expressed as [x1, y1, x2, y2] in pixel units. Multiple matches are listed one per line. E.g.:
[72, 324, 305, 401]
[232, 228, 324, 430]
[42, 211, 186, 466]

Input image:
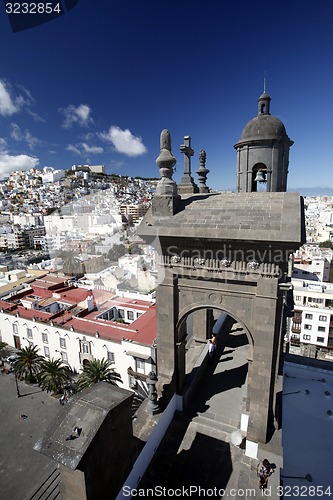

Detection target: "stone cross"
[180, 136, 194, 175]
[178, 135, 198, 194]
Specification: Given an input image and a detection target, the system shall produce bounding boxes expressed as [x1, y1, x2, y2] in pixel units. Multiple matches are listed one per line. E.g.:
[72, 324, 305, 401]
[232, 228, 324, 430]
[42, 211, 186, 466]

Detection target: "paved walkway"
[138, 325, 282, 499]
[0, 368, 61, 500]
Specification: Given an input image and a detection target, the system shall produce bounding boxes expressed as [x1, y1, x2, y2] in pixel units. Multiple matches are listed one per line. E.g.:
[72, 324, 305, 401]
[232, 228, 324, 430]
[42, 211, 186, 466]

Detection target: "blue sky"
[0, 0, 332, 190]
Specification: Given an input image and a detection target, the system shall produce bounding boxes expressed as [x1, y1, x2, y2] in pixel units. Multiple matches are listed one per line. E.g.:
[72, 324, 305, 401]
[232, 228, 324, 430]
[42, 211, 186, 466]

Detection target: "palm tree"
[14, 345, 43, 383]
[76, 358, 122, 391]
[38, 358, 70, 394]
[58, 250, 84, 277]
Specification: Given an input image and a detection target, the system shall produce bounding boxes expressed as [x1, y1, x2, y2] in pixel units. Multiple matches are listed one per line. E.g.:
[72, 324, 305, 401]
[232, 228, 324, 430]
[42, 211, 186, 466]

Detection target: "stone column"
[155, 269, 179, 402]
[246, 278, 281, 445]
[192, 309, 214, 342]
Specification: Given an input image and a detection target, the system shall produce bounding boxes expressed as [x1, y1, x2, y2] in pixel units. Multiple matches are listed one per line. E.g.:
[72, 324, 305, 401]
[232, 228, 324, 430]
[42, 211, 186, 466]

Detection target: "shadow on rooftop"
[138, 414, 233, 495]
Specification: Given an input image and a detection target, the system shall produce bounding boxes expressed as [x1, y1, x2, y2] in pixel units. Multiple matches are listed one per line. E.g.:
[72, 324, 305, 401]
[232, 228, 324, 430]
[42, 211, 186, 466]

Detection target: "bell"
[254, 170, 266, 183]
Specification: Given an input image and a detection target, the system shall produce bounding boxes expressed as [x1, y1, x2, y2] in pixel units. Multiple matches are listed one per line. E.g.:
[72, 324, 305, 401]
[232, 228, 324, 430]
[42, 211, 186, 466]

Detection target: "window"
[27, 328, 33, 339]
[12, 323, 18, 334]
[305, 314, 313, 320]
[304, 324, 312, 330]
[318, 326, 326, 332]
[295, 296, 301, 301]
[135, 358, 145, 374]
[61, 351, 68, 363]
[127, 310, 134, 321]
[107, 351, 115, 363]
[308, 297, 324, 304]
[319, 316, 327, 322]
[44, 346, 50, 358]
[60, 338, 66, 349]
[317, 337, 325, 343]
[303, 334, 311, 340]
[136, 312, 142, 319]
[118, 309, 125, 319]
[42, 332, 48, 343]
[82, 343, 90, 354]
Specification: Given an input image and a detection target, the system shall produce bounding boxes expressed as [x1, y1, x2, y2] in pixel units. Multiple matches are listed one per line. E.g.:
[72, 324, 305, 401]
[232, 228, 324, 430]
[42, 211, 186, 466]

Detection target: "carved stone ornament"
[170, 255, 181, 263]
[194, 258, 206, 265]
[248, 260, 260, 270]
[221, 259, 231, 267]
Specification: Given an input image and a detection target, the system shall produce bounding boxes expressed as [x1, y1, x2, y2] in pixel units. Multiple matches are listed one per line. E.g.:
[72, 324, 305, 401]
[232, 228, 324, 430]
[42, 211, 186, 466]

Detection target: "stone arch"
[251, 162, 267, 192]
[176, 303, 254, 362]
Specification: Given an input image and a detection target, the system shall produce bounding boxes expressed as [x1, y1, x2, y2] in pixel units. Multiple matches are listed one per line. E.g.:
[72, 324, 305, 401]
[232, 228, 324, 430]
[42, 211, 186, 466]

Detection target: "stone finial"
[152, 130, 180, 215]
[156, 129, 176, 181]
[196, 150, 210, 193]
[160, 128, 172, 151]
[146, 371, 160, 415]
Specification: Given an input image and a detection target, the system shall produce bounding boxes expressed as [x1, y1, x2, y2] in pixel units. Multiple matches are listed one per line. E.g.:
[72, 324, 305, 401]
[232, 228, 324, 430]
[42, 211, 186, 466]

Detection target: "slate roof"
[34, 382, 133, 470]
[139, 192, 305, 245]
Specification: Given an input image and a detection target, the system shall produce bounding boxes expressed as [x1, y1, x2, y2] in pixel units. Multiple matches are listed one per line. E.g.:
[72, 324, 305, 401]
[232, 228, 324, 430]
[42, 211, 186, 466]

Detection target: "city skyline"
[0, 0, 332, 190]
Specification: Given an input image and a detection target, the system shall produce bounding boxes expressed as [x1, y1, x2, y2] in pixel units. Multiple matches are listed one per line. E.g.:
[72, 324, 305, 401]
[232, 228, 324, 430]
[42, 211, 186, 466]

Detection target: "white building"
[0, 275, 156, 394]
[288, 279, 333, 358]
[293, 256, 331, 282]
[40, 167, 65, 184]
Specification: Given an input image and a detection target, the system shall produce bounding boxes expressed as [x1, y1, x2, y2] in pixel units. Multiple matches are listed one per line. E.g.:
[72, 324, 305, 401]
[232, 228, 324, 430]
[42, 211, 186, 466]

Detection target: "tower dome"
[234, 91, 293, 193]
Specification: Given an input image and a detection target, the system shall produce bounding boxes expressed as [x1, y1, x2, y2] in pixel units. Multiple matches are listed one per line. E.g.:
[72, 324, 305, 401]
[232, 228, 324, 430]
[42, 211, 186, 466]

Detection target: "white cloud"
[28, 110, 45, 123]
[10, 123, 40, 150]
[0, 151, 39, 179]
[0, 137, 7, 151]
[81, 143, 103, 154]
[59, 104, 93, 128]
[10, 123, 22, 141]
[100, 126, 147, 157]
[0, 79, 34, 117]
[67, 142, 103, 156]
[0, 80, 19, 116]
[66, 144, 82, 155]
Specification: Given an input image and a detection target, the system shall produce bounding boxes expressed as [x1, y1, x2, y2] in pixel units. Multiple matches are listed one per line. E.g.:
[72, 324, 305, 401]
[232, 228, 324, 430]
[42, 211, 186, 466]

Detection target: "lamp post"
[14, 373, 21, 398]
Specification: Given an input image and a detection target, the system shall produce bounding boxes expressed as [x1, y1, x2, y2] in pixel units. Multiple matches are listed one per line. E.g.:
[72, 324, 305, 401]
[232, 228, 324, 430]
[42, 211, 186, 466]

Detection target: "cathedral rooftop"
[139, 191, 305, 246]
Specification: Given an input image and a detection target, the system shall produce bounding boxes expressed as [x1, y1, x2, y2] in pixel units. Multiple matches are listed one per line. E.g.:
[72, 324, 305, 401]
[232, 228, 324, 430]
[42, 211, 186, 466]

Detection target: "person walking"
[258, 458, 274, 490]
[208, 339, 216, 360]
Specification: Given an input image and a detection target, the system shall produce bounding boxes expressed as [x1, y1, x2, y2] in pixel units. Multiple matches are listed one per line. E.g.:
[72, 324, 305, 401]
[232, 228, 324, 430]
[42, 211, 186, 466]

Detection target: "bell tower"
[234, 91, 294, 193]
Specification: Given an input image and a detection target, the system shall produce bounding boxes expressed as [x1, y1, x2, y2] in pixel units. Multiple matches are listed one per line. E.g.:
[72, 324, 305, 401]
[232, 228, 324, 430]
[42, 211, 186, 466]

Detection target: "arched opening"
[252, 162, 268, 192]
[82, 358, 90, 367]
[176, 306, 253, 431]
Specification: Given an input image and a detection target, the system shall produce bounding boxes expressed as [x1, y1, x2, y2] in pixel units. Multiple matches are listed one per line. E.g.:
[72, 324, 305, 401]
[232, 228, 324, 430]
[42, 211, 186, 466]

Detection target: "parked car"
[6, 355, 17, 365]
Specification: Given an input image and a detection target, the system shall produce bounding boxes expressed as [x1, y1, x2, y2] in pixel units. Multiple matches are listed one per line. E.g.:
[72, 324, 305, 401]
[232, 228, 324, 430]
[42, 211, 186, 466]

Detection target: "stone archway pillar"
[245, 278, 282, 444]
[192, 308, 214, 342]
[155, 271, 179, 400]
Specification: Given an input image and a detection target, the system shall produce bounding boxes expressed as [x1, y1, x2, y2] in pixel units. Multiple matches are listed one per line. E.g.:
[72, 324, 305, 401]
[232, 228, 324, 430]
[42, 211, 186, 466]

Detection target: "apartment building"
[0, 275, 156, 394]
[288, 279, 333, 358]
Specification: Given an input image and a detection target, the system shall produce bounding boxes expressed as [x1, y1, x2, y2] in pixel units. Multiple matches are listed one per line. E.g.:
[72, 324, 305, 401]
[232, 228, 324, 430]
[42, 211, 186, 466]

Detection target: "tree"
[319, 240, 333, 249]
[58, 250, 84, 276]
[76, 359, 122, 391]
[38, 358, 70, 394]
[14, 345, 43, 383]
[107, 244, 126, 262]
[0, 342, 12, 366]
[128, 242, 143, 255]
